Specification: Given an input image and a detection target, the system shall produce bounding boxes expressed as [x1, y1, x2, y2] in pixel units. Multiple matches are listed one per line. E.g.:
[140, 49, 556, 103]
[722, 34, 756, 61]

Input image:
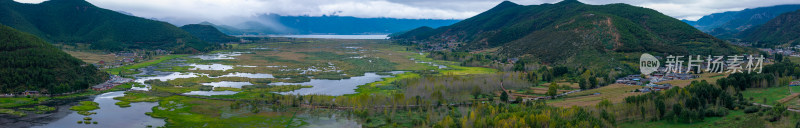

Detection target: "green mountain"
[197, 21, 249, 36]
[689, 11, 739, 32]
[741, 9, 800, 47]
[691, 5, 800, 38]
[0, 0, 216, 53]
[0, 24, 108, 94]
[393, 0, 749, 64]
[180, 24, 239, 43]
[389, 26, 434, 40]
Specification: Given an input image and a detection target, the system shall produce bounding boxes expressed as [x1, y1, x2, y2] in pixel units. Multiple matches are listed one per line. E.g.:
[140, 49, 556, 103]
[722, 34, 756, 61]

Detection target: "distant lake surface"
[246, 35, 390, 39]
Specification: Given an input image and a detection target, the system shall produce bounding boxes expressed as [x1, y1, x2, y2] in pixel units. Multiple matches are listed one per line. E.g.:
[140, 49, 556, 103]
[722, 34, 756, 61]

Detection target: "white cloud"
[317, 1, 478, 19]
[14, 0, 800, 25]
[13, 0, 45, 3]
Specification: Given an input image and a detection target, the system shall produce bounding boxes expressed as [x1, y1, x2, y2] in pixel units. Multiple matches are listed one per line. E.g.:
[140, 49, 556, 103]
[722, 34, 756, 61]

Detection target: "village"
[94, 49, 171, 69]
[759, 45, 800, 57]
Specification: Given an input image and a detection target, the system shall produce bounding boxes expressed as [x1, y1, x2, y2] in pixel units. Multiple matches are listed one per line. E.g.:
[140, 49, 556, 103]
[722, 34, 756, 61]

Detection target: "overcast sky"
[14, 0, 800, 25]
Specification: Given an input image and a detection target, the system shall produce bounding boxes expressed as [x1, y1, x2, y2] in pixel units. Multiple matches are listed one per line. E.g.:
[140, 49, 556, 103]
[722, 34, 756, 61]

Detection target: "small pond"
[272, 71, 404, 96]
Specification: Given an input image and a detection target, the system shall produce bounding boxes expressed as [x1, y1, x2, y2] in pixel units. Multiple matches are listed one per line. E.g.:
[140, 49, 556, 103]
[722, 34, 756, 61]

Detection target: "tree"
[472, 86, 482, 100]
[597, 99, 611, 109]
[500, 91, 509, 102]
[795, 120, 799, 128]
[528, 72, 538, 84]
[579, 78, 588, 90]
[547, 82, 559, 98]
[513, 61, 525, 71]
[589, 77, 598, 88]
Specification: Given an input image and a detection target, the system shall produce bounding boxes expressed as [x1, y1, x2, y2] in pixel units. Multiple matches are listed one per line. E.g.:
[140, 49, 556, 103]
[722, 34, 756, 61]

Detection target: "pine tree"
[500, 91, 509, 102]
[579, 78, 588, 90]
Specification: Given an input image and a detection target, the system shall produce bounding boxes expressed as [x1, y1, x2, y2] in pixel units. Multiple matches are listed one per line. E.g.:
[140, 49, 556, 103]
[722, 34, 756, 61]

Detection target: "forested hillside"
[0, 0, 216, 53]
[0, 24, 108, 94]
[691, 5, 800, 39]
[393, 0, 750, 65]
[180, 24, 239, 43]
[741, 9, 800, 47]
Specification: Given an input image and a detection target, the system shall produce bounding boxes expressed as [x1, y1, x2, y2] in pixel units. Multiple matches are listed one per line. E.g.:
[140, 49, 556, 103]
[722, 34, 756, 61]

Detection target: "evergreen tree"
[579, 78, 588, 90]
[500, 91, 509, 102]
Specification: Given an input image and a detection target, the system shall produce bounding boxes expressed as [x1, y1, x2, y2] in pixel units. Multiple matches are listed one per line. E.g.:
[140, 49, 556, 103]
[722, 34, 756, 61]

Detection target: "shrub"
[744, 106, 760, 113]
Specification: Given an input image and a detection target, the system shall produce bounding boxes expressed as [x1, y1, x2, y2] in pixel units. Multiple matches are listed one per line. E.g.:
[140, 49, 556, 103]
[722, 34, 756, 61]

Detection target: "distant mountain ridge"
[0, 24, 107, 94]
[392, 0, 750, 65]
[0, 0, 216, 53]
[687, 4, 800, 39]
[741, 9, 800, 47]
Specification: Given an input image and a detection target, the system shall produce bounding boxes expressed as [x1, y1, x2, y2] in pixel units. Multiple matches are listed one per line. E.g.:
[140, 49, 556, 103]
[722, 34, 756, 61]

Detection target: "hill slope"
[741, 10, 800, 47]
[0, 0, 215, 53]
[180, 24, 239, 43]
[393, 0, 749, 64]
[0, 24, 108, 94]
[690, 4, 800, 38]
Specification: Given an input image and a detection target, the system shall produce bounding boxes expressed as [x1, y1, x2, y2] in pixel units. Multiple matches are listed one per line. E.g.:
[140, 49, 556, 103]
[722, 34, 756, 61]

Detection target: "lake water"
[190, 63, 234, 71]
[133, 72, 207, 91]
[33, 91, 165, 128]
[214, 72, 275, 78]
[190, 52, 246, 60]
[272, 71, 404, 96]
[182, 91, 240, 96]
[201, 81, 253, 88]
[261, 35, 389, 39]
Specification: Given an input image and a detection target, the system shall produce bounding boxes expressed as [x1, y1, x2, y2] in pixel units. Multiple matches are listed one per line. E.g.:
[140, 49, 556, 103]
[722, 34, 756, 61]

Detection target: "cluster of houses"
[95, 49, 170, 68]
[415, 41, 460, 51]
[616, 72, 698, 86]
[615, 72, 695, 92]
[616, 74, 647, 85]
[406, 35, 463, 52]
[521, 90, 583, 102]
[91, 75, 133, 91]
[648, 72, 698, 83]
[639, 83, 673, 92]
[1, 91, 42, 97]
[759, 47, 799, 57]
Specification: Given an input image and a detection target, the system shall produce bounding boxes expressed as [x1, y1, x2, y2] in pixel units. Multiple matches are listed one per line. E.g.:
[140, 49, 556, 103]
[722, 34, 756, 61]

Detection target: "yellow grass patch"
[63, 50, 115, 64]
[549, 84, 643, 107]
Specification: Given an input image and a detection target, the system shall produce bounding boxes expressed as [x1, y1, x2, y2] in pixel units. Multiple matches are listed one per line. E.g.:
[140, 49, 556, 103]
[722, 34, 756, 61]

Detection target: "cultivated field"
[548, 84, 643, 107]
